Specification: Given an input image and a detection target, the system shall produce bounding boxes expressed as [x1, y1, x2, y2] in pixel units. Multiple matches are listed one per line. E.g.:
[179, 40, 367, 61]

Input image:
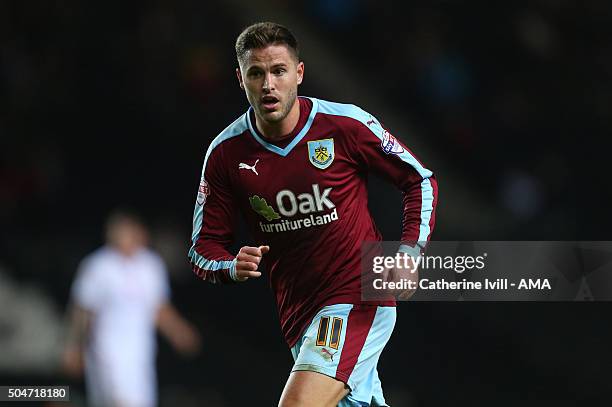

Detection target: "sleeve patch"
[381, 130, 405, 155]
[196, 178, 210, 206]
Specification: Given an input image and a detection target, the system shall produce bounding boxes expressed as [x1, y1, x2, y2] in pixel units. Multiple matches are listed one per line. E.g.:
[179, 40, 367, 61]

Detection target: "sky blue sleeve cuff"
[398, 244, 422, 259]
[228, 258, 240, 282]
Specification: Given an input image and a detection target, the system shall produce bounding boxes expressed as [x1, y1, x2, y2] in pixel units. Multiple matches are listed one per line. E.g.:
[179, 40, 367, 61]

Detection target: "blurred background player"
[63, 210, 201, 407]
[189, 22, 437, 406]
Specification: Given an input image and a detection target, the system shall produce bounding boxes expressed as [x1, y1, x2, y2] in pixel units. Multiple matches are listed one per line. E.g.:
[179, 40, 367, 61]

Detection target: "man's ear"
[296, 61, 304, 85]
[236, 68, 244, 90]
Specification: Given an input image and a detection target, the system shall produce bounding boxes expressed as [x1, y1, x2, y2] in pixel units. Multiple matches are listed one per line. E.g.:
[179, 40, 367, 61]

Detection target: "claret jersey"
[189, 97, 438, 346]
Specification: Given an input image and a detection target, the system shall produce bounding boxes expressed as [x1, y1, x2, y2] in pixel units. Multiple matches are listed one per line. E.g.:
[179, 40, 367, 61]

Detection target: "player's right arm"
[62, 304, 91, 377]
[188, 143, 268, 283]
[63, 258, 98, 377]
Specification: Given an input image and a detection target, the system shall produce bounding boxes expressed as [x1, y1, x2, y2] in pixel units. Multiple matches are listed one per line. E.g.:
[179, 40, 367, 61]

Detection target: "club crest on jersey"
[381, 130, 404, 155]
[196, 178, 210, 206]
[307, 138, 334, 169]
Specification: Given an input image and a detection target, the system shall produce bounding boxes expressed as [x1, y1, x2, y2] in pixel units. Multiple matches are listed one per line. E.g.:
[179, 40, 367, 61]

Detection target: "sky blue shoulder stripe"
[203, 113, 250, 170]
[315, 98, 435, 242]
[316, 98, 433, 178]
[247, 97, 319, 156]
[189, 114, 247, 274]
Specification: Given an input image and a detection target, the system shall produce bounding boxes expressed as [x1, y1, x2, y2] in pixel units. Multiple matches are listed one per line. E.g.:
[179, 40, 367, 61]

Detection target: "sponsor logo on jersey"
[249, 184, 339, 232]
[196, 178, 210, 206]
[381, 130, 404, 155]
[307, 138, 334, 169]
[249, 195, 280, 221]
[239, 159, 260, 175]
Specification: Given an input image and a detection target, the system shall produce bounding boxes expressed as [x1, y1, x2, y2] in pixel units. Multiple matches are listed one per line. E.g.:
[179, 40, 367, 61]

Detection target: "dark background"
[1, 1, 611, 406]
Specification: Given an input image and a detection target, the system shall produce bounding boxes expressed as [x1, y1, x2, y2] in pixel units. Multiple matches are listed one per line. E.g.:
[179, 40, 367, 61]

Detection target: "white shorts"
[85, 352, 156, 407]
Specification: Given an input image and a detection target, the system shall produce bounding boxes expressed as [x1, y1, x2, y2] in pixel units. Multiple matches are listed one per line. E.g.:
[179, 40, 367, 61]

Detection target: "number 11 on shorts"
[316, 316, 343, 349]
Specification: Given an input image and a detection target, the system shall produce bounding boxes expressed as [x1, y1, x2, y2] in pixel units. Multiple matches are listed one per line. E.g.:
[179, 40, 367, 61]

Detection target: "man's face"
[108, 220, 147, 256]
[237, 44, 304, 125]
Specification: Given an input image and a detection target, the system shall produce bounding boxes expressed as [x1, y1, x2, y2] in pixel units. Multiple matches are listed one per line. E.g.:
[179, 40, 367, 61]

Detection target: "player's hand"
[235, 245, 270, 281]
[61, 345, 84, 378]
[170, 323, 202, 356]
[386, 254, 419, 300]
[396, 271, 418, 300]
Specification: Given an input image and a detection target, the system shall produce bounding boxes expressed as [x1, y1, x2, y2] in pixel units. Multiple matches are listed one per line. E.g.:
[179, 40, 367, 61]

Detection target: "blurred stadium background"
[1, 1, 611, 406]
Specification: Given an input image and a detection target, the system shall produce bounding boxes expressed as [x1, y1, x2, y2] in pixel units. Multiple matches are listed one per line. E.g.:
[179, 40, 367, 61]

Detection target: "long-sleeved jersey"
[189, 97, 438, 347]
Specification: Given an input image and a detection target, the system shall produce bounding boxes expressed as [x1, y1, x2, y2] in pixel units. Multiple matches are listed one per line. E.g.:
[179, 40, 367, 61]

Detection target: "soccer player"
[64, 211, 201, 407]
[188, 22, 437, 406]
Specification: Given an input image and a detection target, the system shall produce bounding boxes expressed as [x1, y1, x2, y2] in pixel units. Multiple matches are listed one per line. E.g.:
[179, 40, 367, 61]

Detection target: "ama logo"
[381, 130, 404, 155]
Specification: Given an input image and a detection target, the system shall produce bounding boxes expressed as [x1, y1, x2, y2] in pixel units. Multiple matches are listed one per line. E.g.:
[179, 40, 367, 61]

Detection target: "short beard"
[280, 87, 298, 121]
[258, 87, 297, 124]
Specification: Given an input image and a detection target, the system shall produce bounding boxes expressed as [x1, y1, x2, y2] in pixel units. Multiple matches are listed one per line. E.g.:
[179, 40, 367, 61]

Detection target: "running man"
[189, 22, 437, 406]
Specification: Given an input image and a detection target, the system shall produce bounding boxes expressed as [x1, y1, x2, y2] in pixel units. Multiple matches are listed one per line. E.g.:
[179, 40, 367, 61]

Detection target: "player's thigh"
[106, 359, 156, 407]
[279, 370, 349, 407]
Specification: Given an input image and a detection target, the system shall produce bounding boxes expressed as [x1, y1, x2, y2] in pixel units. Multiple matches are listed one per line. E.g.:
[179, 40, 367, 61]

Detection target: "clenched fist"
[234, 245, 270, 281]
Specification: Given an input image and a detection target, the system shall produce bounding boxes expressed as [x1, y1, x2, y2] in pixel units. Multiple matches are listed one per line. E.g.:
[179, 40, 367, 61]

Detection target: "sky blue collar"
[246, 97, 319, 157]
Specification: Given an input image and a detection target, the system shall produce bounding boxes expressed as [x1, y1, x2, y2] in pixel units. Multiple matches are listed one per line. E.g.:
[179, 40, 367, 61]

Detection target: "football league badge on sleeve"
[307, 138, 334, 170]
[381, 130, 404, 155]
[196, 177, 210, 206]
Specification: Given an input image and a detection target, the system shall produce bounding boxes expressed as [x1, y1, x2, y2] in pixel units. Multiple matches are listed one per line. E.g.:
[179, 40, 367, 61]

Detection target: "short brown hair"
[235, 22, 299, 64]
[105, 208, 144, 235]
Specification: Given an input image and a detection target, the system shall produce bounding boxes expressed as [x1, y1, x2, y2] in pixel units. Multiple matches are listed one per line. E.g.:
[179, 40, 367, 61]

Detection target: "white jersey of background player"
[63, 211, 201, 407]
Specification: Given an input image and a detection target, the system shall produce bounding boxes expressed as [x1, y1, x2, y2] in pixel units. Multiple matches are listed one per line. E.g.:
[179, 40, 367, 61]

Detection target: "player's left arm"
[350, 110, 439, 297]
[156, 303, 202, 355]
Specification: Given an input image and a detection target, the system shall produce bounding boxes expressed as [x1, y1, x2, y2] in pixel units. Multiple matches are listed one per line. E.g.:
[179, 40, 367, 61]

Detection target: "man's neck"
[255, 98, 301, 141]
[111, 244, 139, 258]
